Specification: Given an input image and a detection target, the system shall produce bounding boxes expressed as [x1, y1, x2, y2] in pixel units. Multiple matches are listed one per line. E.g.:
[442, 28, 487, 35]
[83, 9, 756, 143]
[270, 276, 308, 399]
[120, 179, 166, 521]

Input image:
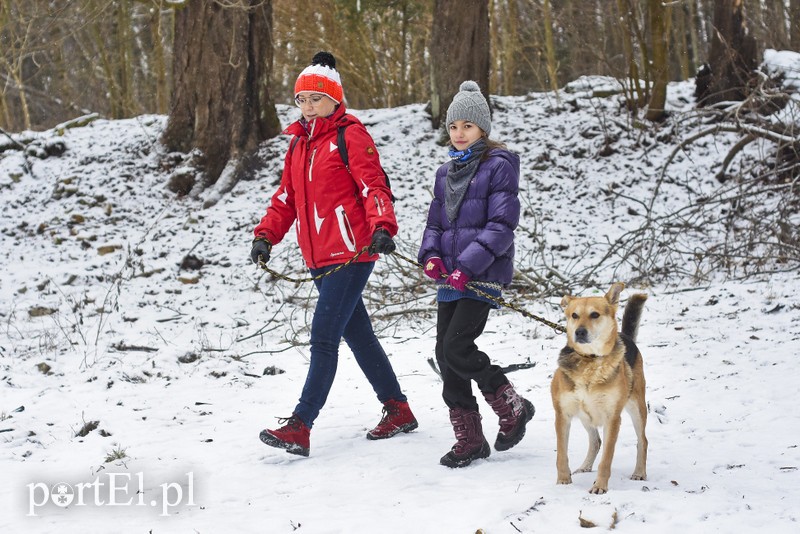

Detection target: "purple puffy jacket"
[418, 148, 520, 285]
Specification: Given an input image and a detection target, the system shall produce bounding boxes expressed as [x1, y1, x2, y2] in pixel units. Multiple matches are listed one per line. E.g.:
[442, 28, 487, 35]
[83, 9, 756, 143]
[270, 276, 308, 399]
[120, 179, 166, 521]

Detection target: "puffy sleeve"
[418, 167, 446, 264]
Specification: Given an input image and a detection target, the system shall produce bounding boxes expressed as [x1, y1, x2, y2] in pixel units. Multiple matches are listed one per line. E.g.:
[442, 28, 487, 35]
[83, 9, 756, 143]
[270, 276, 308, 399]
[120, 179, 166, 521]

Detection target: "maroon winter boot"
[440, 408, 491, 468]
[483, 383, 535, 451]
[259, 415, 311, 457]
[366, 399, 419, 440]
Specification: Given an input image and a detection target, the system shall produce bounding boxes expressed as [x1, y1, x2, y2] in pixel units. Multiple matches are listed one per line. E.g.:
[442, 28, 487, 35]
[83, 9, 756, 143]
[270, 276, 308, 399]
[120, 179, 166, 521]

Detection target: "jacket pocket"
[334, 205, 357, 252]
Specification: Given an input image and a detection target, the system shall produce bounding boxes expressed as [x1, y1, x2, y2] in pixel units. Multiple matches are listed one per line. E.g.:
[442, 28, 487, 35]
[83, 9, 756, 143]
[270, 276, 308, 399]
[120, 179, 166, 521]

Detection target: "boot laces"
[276, 415, 303, 431]
[378, 403, 400, 425]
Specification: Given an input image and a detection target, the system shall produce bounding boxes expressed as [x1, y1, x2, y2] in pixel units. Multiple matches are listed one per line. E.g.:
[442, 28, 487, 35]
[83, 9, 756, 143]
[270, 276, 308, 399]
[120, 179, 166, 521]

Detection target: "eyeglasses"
[295, 94, 326, 107]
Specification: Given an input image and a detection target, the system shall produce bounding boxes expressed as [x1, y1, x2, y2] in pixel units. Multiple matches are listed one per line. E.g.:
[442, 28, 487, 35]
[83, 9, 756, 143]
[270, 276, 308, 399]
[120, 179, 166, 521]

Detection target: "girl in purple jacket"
[418, 81, 534, 468]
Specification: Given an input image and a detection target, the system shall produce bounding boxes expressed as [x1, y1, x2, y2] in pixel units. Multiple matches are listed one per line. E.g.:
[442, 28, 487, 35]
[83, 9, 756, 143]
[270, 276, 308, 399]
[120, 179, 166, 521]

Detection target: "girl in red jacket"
[251, 52, 417, 457]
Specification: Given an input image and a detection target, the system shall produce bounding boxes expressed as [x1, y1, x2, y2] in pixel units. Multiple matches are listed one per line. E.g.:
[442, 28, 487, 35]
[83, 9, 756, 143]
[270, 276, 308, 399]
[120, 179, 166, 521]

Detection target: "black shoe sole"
[440, 440, 491, 468]
[495, 399, 535, 452]
[259, 429, 310, 457]
[365, 419, 419, 441]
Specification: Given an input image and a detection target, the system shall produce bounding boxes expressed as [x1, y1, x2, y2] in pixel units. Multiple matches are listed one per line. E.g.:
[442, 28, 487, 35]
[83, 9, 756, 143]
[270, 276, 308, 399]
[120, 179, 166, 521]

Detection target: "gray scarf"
[445, 139, 488, 221]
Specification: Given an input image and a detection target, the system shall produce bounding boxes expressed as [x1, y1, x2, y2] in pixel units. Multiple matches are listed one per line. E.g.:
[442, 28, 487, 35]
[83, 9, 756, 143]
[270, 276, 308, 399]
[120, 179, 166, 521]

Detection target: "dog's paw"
[573, 466, 593, 474]
[588, 483, 608, 494]
[630, 472, 647, 481]
[557, 475, 573, 485]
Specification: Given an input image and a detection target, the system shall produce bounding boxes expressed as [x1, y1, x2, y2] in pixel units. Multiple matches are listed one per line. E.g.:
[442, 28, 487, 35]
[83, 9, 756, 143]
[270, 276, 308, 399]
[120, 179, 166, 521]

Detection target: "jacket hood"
[487, 147, 520, 173]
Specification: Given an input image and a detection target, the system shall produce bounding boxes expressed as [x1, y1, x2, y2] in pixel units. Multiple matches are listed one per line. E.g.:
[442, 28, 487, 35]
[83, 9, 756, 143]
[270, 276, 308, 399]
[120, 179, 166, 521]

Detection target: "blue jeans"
[293, 261, 406, 427]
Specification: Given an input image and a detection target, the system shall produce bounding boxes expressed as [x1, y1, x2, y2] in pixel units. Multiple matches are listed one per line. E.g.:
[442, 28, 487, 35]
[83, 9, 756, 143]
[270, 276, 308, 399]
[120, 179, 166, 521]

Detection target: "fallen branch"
[110, 343, 158, 353]
[0, 126, 25, 150]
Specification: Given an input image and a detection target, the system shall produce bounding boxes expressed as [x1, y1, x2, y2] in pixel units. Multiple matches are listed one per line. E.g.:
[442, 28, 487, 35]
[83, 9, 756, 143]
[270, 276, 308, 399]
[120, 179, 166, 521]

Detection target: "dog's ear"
[605, 282, 625, 305]
[560, 295, 572, 310]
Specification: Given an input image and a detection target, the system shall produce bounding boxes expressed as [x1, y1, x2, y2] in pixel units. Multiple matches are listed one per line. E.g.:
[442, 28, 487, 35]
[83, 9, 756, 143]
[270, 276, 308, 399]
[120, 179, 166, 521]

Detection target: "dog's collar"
[564, 346, 601, 359]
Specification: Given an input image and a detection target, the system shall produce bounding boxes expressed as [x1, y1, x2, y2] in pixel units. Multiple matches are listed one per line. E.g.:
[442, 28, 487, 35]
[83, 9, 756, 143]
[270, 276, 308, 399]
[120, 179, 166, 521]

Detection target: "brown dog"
[550, 282, 648, 494]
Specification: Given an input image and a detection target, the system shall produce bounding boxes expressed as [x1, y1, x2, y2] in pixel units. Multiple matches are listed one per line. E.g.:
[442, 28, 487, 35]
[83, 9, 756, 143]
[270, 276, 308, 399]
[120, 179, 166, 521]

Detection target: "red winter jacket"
[254, 104, 397, 269]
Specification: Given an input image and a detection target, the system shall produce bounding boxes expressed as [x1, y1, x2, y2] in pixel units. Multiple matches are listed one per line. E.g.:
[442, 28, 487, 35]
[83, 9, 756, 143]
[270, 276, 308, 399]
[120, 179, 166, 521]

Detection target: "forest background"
[1, 0, 799, 280]
[3, 0, 799, 132]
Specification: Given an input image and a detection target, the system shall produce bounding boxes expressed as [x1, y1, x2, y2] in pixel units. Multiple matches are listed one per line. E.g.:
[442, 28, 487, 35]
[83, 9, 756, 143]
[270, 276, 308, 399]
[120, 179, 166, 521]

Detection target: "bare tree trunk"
[89, 9, 122, 118]
[631, 0, 652, 105]
[161, 0, 280, 204]
[398, 1, 409, 106]
[744, 0, 787, 50]
[0, 0, 33, 130]
[790, 0, 800, 50]
[405, 5, 431, 106]
[687, 0, 703, 75]
[616, 0, 645, 108]
[489, 0, 500, 92]
[695, 0, 758, 106]
[490, 0, 528, 94]
[0, 3, 10, 129]
[764, 0, 788, 49]
[673, 2, 691, 80]
[503, 0, 519, 95]
[429, 0, 490, 135]
[646, 0, 671, 121]
[115, 0, 135, 117]
[542, 0, 560, 97]
[151, 2, 170, 115]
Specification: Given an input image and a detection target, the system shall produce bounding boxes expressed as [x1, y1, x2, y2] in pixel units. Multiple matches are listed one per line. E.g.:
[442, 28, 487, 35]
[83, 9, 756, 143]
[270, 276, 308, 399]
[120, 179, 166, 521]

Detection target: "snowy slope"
[1, 66, 799, 533]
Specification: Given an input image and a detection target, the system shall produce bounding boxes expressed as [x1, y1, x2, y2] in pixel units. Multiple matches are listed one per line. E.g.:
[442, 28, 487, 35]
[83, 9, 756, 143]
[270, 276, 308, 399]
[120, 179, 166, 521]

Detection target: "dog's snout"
[574, 327, 589, 343]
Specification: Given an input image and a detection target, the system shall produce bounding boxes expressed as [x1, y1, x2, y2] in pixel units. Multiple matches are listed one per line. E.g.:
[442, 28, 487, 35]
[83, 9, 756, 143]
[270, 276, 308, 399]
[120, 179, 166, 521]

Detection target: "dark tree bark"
[645, 0, 671, 121]
[695, 0, 758, 107]
[161, 0, 280, 205]
[615, 0, 647, 109]
[791, 0, 800, 51]
[429, 0, 490, 137]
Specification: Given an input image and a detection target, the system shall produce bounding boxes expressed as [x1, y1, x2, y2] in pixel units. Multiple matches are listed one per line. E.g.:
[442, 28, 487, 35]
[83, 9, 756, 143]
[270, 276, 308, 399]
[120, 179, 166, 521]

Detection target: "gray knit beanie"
[446, 80, 491, 137]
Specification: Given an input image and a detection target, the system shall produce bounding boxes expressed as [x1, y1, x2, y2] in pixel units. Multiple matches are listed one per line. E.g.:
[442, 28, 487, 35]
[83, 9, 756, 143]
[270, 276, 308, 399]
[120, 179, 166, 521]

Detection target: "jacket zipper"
[304, 133, 318, 266]
[450, 198, 459, 271]
[308, 147, 317, 182]
[307, 117, 317, 182]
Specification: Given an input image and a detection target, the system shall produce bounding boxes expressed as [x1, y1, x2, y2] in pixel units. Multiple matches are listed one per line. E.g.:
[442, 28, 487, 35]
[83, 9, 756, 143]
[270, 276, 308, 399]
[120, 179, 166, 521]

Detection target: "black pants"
[435, 298, 508, 411]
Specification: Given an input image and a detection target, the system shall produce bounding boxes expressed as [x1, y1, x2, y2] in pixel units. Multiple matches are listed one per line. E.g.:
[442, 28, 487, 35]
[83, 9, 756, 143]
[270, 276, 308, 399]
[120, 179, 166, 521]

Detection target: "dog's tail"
[621, 293, 648, 342]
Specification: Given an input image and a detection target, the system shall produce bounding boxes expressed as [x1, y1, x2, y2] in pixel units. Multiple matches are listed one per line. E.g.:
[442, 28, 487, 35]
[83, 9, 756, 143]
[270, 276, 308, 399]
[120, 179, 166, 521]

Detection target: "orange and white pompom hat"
[294, 51, 344, 104]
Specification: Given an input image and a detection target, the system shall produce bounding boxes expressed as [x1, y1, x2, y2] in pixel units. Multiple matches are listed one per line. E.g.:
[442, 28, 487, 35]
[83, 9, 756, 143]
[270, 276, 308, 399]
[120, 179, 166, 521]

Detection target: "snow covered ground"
[1, 56, 799, 533]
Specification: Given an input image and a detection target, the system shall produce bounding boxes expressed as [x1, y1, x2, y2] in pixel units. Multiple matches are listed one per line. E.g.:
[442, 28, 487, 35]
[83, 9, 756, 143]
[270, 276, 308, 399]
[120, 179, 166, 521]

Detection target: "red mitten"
[446, 269, 470, 292]
[424, 257, 448, 280]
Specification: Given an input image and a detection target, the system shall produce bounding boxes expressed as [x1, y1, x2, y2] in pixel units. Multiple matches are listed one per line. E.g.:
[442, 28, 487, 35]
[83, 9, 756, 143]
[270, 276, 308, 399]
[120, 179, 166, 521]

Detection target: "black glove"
[250, 237, 272, 264]
[369, 228, 396, 254]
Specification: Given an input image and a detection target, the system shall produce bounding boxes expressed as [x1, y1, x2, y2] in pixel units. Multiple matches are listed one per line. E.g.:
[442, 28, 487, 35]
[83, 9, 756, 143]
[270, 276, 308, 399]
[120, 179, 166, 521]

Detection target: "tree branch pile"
[585, 71, 799, 287]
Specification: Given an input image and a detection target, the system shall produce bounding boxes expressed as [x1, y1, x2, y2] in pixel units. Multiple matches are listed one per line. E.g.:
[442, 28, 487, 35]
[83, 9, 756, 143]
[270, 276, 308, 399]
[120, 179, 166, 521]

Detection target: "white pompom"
[459, 80, 481, 92]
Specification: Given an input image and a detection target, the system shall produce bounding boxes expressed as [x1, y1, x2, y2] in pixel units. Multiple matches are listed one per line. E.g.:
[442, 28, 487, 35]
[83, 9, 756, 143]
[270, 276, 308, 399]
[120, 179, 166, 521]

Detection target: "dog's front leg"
[575, 418, 600, 474]
[555, 410, 573, 484]
[590, 414, 622, 494]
